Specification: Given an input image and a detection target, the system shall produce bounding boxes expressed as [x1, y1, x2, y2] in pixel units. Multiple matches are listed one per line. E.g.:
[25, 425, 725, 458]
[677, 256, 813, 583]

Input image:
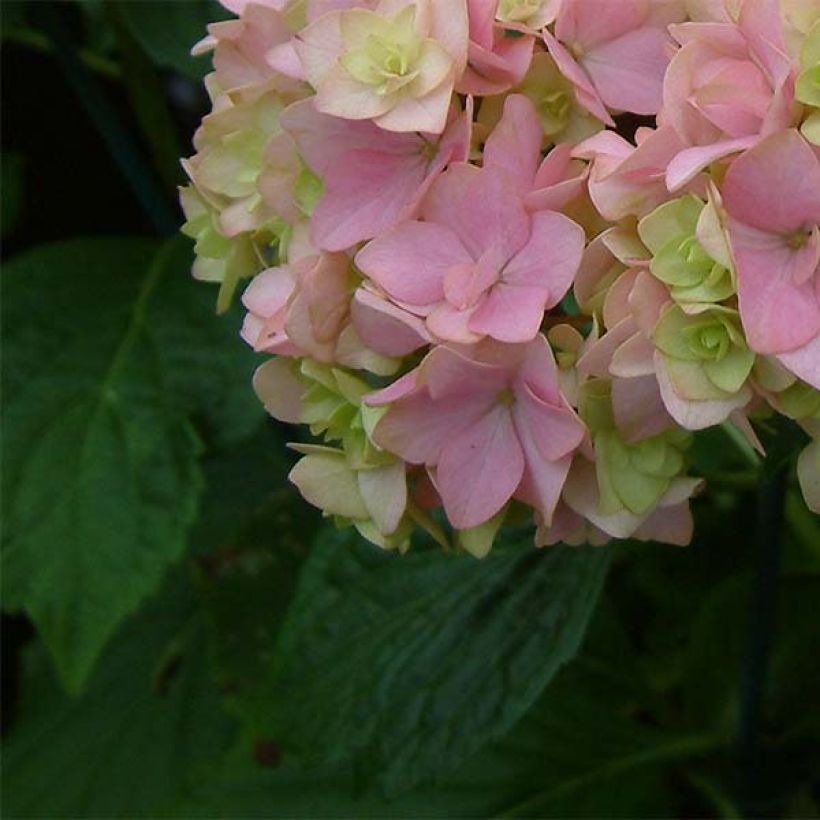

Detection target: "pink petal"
[355, 221, 471, 306]
[583, 26, 670, 115]
[311, 147, 428, 250]
[577, 318, 637, 377]
[609, 332, 656, 377]
[777, 336, 820, 390]
[241, 266, 294, 316]
[503, 211, 585, 305]
[437, 406, 524, 528]
[543, 31, 615, 126]
[612, 375, 673, 441]
[351, 288, 431, 356]
[426, 302, 483, 344]
[281, 99, 414, 176]
[468, 283, 550, 342]
[723, 129, 820, 233]
[666, 135, 759, 193]
[556, 0, 647, 50]
[513, 383, 585, 461]
[374, 388, 494, 465]
[422, 346, 508, 401]
[443, 261, 499, 310]
[633, 502, 693, 546]
[521, 452, 573, 527]
[293, 12, 344, 86]
[365, 370, 418, 406]
[266, 40, 305, 80]
[483, 94, 542, 194]
[729, 220, 820, 353]
[423, 164, 531, 269]
[517, 334, 562, 406]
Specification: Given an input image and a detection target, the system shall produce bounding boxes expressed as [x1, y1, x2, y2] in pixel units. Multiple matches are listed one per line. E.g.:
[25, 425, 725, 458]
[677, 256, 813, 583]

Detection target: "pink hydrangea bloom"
[182, 0, 820, 551]
[723, 129, 820, 385]
[660, 2, 797, 190]
[544, 0, 683, 121]
[281, 96, 472, 250]
[457, 0, 535, 95]
[356, 163, 584, 344]
[366, 337, 586, 528]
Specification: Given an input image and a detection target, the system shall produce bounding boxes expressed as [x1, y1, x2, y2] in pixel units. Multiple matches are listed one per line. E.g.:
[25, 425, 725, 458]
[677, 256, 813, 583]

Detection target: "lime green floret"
[298, 361, 390, 470]
[778, 381, 820, 421]
[654, 305, 755, 398]
[797, 21, 820, 144]
[638, 196, 734, 307]
[497, 0, 543, 24]
[579, 379, 691, 517]
[340, 7, 423, 95]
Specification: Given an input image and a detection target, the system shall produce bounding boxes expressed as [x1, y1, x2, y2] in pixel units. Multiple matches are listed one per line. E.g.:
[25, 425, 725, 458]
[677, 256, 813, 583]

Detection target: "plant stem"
[105, 0, 184, 192]
[735, 464, 786, 815]
[32, 3, 177, 236]
[3, 26, 122, 79]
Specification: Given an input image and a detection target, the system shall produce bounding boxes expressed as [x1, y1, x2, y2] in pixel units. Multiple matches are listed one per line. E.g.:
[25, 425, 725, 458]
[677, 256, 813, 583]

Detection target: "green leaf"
[1, 237, 262, 691]
[191, 421, 322, 713]
[118, 0, 229, 79]
[2, 576, 234, 818]
[177, 597, 716, 818]
[254, 529, 611, 793]
[190, 419, 301, 556]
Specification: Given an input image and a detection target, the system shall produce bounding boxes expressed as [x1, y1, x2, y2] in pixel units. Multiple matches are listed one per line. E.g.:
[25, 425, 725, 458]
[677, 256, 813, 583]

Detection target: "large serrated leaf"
[176, 596, 709, 819]
[257, 529, 611, 793]
[1, 576, 234, 818]
[1, 237, 261, 692]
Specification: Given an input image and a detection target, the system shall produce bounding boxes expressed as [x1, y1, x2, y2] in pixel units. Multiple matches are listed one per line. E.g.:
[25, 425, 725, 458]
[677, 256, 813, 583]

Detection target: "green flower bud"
[595, 428, 690, 516]
[639, 196, 735, 307]
[654, 305, 755, 400]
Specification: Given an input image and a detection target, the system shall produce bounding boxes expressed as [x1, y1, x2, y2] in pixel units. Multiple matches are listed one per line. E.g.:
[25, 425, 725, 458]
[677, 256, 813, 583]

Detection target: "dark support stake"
[735, 465, 787, 817]
[32, 3, 178, 236]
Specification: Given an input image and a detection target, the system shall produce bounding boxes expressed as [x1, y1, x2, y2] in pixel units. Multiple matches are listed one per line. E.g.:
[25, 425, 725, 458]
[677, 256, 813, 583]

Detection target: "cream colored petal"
[315, 71, 396, 119]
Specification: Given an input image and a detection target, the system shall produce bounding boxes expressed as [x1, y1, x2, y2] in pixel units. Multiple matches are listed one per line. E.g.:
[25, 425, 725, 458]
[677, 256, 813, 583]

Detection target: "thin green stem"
[735, 463, 786, 815]
[720, 421, 762, 469]
[33, 3, 177, 235]
[496, 733, 725, 817]
[105, 0, 184, 192]
[3, 26, 122, 79]
[687, 771, 743, 819]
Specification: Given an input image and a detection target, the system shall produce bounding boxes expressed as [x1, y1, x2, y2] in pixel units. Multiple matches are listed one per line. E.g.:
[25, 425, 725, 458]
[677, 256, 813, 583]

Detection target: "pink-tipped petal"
[437, 406, 524, 528]
[356, 221, 471, 306]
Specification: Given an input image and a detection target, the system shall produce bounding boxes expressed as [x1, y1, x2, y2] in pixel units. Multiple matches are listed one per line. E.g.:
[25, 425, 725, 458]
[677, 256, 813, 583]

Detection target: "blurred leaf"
[190, 420, 302, 556]
[117, 0, 229, 79]
[0, 1, 28, 36]
[1, 151, 24, 238]
[2, 576, 234, 818]
[1, 237, 261, 691]
[254, 529, 611, 793]
[176, 596, 717, 818]
[191, 421, 322, 713]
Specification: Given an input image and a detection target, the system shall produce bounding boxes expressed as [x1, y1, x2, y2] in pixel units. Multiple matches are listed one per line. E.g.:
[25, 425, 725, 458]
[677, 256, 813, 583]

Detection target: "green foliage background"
[1, 3, 818, 817]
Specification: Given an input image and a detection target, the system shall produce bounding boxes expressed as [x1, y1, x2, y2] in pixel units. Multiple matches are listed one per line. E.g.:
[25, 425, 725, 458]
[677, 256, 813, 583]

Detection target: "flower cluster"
[181, 0, 820, 555]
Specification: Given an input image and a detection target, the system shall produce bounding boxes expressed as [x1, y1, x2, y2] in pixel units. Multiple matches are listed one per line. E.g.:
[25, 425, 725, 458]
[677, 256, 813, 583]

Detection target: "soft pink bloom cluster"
[181, 0, 820, 555]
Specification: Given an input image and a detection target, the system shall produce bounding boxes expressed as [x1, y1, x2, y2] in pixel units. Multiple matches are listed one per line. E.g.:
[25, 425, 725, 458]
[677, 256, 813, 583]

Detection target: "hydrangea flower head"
[180, 0, 820, 554]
